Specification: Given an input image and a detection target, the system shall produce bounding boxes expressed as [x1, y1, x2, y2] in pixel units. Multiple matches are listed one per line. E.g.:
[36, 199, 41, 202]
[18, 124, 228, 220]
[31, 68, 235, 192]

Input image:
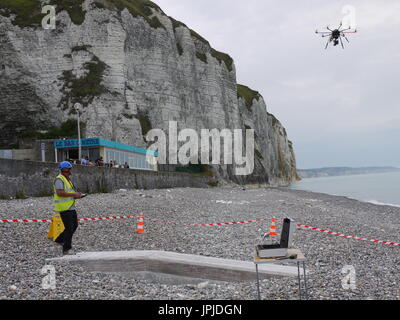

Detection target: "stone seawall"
[0, 159, 210, 198]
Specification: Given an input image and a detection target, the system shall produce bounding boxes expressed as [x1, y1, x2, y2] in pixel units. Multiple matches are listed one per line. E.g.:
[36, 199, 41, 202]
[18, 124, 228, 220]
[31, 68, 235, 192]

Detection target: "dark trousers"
[55, 210, 78, 252]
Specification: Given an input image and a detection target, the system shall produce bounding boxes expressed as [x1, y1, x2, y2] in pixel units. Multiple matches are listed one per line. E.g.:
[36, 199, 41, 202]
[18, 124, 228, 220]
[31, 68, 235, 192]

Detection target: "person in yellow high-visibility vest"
[54, 161, 84, 255]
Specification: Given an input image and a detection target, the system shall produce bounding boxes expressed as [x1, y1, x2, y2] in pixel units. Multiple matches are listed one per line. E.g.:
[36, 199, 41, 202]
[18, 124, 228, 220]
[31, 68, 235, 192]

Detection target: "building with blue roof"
[53, 137, 158, 171]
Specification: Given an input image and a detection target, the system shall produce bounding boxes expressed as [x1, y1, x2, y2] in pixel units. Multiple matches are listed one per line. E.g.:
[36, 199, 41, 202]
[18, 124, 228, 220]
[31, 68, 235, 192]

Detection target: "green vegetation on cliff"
[237, 84, 261, 111]
[93, 0, 165, 29]
[50, 0, 86, 25]
[195, 52, 207, 64]
[1, 1, 234, 71]
[170, 16, 186, 30]
[267, 112, 280, 127]
[170, 17, 233, 72]
[59, 55, 108, 109]
[210, 49, 233, 72]
[70, 56, 107, 99]
[0, 0, 44, 27]
[0, 0, 163, 28]
[0, 0, 87, 27]
[71, 44, 92, 52]
[134, 113, 152, 136]
[19, 119, 85, 139]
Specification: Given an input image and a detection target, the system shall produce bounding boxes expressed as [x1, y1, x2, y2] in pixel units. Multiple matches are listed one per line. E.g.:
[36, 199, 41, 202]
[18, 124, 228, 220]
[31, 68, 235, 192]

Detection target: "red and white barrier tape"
[296, 224, 400, 247]
[78, 216, 136, 222]
[0, 216, 137, 223]
[1, 218, 51, 223]
[1, 215, 399, 248]
[147, 217, 269, 227]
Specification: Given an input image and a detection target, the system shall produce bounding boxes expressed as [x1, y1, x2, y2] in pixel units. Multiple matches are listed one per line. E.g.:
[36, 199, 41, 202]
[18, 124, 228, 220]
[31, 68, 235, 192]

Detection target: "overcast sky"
[156, 0, 400, 169]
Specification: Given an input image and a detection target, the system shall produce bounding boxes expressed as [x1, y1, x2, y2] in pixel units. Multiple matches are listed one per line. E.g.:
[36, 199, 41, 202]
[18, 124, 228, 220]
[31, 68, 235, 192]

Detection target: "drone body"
[315, 22, 357, 49]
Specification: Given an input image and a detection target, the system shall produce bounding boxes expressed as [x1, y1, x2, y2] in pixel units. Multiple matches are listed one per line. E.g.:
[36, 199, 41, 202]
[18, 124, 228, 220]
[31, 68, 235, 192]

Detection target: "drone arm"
[339, 36, 345, 49]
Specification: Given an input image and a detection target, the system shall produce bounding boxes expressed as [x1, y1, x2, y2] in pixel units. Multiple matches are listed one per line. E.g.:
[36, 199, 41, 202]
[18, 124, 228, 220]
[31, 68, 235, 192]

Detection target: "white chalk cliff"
[0, 0, 299, 185]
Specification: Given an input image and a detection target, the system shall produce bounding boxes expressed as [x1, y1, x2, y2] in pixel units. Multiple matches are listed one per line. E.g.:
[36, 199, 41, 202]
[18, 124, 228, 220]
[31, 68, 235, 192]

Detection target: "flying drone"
[315, 22, 357, 49]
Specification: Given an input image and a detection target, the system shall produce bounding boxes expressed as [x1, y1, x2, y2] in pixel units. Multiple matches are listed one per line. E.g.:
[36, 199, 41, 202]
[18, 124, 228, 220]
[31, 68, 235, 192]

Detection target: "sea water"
[289, 171, 400, 207]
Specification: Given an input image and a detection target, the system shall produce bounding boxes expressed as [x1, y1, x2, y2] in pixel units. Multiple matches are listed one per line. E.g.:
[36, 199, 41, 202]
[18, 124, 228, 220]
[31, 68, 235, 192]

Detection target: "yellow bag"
[47, 214, 65, 241]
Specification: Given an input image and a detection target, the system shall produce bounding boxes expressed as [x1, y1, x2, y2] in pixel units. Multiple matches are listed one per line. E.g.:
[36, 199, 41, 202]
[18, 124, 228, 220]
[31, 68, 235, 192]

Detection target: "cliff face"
[0, 0, 299, 186]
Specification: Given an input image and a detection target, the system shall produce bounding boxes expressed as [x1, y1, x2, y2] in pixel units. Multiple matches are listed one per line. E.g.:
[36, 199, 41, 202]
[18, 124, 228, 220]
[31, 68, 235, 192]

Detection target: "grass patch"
[207, 180, 218, 188]
[59, 55, 108, 109]
[0, 194, 11, 200]
[196, 52, 207, 64]
[9, 143, 20, 149]
[170, 16, 212, 47]
[49, 0, 86, 25]
[169, 16, 233, 71]
[237, 84, 261, 111]
[134, 113, 152, 136]
[92, 1, 106, 9]
[267, 112, 280, 127]
[190, 29, 209, 45]
[0, 0, 88, 27]
[19, 119, 85, 139]
[122, 112, 134, 119]
[0, 0, 45, 28]
[0, 0, 165, 28]
[15, 190, 28, 199]
[170, 16, 186, 30]
[71, 44, 92, 52]
[210, 49, 233, 72]
[176, 164, 213, 176]
[71, 56, 107, 99]
[93, 0, 165, 29]
[255, 149, 264, 160]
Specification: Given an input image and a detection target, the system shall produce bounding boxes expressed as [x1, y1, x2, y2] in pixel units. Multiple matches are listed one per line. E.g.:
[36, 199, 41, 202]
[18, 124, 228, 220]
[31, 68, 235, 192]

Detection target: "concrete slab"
[47, 250, 302, 282]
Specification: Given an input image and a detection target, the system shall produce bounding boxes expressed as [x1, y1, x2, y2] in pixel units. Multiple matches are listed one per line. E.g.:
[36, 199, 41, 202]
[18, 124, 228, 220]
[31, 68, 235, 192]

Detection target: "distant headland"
[298, 167, 400, 179]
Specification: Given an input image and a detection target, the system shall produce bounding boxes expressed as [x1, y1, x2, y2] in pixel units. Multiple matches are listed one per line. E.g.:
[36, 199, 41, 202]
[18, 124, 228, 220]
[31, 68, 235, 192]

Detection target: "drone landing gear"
[339, 37, 344, 49]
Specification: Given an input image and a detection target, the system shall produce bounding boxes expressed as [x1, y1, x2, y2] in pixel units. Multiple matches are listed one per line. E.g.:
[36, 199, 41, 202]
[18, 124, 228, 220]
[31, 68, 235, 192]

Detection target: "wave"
[364, 199, 400, 208]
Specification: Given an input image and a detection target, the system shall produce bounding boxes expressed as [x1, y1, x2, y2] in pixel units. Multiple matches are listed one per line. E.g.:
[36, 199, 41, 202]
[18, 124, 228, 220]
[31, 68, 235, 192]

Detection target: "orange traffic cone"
[137, 215, 144, 234]
[269, 217, 278, 237]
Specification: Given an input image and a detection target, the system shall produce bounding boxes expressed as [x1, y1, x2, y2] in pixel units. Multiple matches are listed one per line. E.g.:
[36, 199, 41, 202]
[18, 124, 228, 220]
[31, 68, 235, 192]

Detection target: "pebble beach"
[1, 186, 399, 300]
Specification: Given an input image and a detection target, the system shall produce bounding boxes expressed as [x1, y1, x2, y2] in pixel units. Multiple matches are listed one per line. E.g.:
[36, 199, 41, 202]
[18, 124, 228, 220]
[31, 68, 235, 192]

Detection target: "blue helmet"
[59, 161, 73, 170]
